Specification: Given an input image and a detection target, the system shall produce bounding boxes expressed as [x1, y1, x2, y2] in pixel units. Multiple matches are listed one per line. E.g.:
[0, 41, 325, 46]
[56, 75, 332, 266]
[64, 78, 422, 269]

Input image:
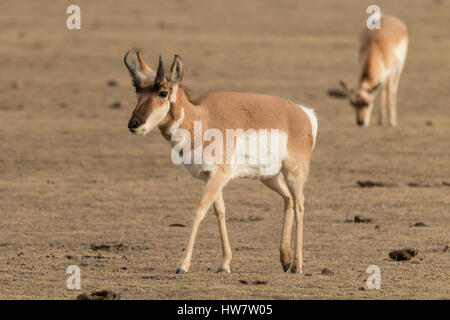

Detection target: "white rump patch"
[298, 105, 318, 149]
[394, 39, 408, 69]
[230, 130, 288, 179]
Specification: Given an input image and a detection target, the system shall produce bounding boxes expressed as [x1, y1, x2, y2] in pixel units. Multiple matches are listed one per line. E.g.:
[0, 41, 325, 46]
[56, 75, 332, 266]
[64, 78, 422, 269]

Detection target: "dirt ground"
[0, 0, 449, 300]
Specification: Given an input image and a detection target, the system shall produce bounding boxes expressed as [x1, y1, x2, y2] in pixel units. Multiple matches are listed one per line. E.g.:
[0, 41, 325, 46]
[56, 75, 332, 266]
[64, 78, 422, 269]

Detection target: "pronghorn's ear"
[327, 88, 348, 98]
[338, 80, 352, 92]
[169, 55, 184, 83]
[327, 80, 351, 98]
[368, 82, 381, 94]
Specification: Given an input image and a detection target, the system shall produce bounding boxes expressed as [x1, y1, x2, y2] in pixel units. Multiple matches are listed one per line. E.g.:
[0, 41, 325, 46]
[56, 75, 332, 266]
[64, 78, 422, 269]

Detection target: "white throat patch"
[167, 107, 185, 136]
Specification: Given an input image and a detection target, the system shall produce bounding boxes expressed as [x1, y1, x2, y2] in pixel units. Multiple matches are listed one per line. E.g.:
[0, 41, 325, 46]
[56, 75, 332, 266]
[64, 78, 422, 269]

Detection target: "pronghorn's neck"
[158, 86, 206, 141]
[359, 47, 384, 90]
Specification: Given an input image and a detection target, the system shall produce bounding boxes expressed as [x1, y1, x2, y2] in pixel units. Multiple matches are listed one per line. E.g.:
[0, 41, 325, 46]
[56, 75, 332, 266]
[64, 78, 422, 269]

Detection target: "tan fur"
[338, 16, 408, 127]
[125, 53, 316, 274]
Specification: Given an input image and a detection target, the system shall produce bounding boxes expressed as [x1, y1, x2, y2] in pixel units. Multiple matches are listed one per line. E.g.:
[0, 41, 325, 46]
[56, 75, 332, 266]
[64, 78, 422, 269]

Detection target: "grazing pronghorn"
[124, 52, 317, 274]
[331, 15, 408, 127]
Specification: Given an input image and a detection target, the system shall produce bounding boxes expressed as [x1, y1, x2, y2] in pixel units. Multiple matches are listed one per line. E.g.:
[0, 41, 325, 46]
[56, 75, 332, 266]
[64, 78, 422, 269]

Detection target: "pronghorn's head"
[335, 80, 380, 127]
[124, 52, 184, 135]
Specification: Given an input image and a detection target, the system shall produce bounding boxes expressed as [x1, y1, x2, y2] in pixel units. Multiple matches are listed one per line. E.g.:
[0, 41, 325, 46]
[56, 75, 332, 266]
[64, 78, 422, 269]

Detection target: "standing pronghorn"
[332, 15, 408, 127]
[124, 52, 318, 274]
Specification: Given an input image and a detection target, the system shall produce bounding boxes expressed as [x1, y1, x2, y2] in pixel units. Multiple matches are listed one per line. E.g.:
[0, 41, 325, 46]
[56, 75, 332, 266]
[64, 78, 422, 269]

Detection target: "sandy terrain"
[0, 0, 449, 299]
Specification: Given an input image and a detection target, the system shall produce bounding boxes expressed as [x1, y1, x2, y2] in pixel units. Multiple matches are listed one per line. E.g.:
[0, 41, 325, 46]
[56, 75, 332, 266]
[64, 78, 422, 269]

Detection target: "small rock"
[106, 80, 118, 87]
[358, 287, 365, 291]
[357, 180, 386, 188]
[169, 223, 186, 227]
[77, 290, 120, 300]
[443, 245, 449, 253]
[65, 255, 76, 260]
[389, 248, 418, 261]
[354, 215, 372, 223]
[109, 102, 121, 109]
[321, 268, 334, 276]
[239, 280, 249, 285]
[90, 243, 127, 252]
[304, 273, 312, 277]
[413, 222, 426, 227]
[252, 280, 268, 285]
[408, 182, 430, 188]
[425, 120, 433, 126]
[374, 225, 380, 230]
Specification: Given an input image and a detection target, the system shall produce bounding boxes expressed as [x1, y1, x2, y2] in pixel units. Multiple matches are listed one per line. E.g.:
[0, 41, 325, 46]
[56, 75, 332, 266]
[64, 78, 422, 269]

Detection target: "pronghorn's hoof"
[175, 268, 187, 274]
[217, 267, 231, 274]
[282, 263, 291, 272]
[290, 265, 302, 274]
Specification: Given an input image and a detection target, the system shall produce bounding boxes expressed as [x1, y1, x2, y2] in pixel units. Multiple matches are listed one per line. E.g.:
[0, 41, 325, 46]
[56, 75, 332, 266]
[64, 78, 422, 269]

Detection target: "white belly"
[170, 127, 288, 180]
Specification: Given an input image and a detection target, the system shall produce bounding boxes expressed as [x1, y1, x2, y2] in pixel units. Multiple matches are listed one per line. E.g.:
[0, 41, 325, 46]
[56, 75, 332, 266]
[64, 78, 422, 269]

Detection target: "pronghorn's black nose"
[128, 119, 141, 130]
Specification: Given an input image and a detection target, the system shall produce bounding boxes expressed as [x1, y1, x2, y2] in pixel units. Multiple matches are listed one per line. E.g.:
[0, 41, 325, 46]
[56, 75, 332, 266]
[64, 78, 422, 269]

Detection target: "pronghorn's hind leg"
[213, 191, 232, 273]
[261, 173, 294, 272]
[387, 72, 399, 127]
[282, 161, 306, 274]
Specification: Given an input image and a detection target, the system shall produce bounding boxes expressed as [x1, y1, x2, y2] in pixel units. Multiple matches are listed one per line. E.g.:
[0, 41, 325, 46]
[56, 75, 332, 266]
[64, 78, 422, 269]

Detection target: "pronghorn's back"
[359, 15, 408, 86]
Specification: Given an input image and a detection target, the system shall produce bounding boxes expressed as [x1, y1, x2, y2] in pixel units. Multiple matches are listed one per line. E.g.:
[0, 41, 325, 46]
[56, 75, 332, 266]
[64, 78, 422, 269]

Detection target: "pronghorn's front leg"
[213, 191, 232, 273]
[378, 83, 388, 125]
[387, 74, 397, 127]
[176, 171, 229, 274]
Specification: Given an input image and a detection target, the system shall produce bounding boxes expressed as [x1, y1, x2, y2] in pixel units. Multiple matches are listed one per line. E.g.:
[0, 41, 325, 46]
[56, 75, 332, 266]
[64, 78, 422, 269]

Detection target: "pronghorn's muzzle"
[128, 117, 143, 133]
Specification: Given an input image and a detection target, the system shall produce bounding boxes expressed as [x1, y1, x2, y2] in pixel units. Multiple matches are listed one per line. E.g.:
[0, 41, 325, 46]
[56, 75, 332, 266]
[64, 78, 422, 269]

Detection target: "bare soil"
[0, 0, 449, 299]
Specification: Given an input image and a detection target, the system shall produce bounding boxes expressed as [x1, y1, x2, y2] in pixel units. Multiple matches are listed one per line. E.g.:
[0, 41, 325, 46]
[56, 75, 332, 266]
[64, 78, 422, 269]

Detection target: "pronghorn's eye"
[158, 91, 168, 98]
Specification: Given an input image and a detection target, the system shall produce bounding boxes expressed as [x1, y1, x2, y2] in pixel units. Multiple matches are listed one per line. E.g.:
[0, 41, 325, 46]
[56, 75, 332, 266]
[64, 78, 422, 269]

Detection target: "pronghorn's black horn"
[124, 51, 137, 75]
[155, 54, 165, 85]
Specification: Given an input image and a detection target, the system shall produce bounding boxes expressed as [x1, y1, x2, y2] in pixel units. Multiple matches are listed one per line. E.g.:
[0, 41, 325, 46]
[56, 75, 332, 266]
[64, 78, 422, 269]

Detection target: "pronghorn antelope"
[331, 15, 408, 127]
[124, 52, 318, 274]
